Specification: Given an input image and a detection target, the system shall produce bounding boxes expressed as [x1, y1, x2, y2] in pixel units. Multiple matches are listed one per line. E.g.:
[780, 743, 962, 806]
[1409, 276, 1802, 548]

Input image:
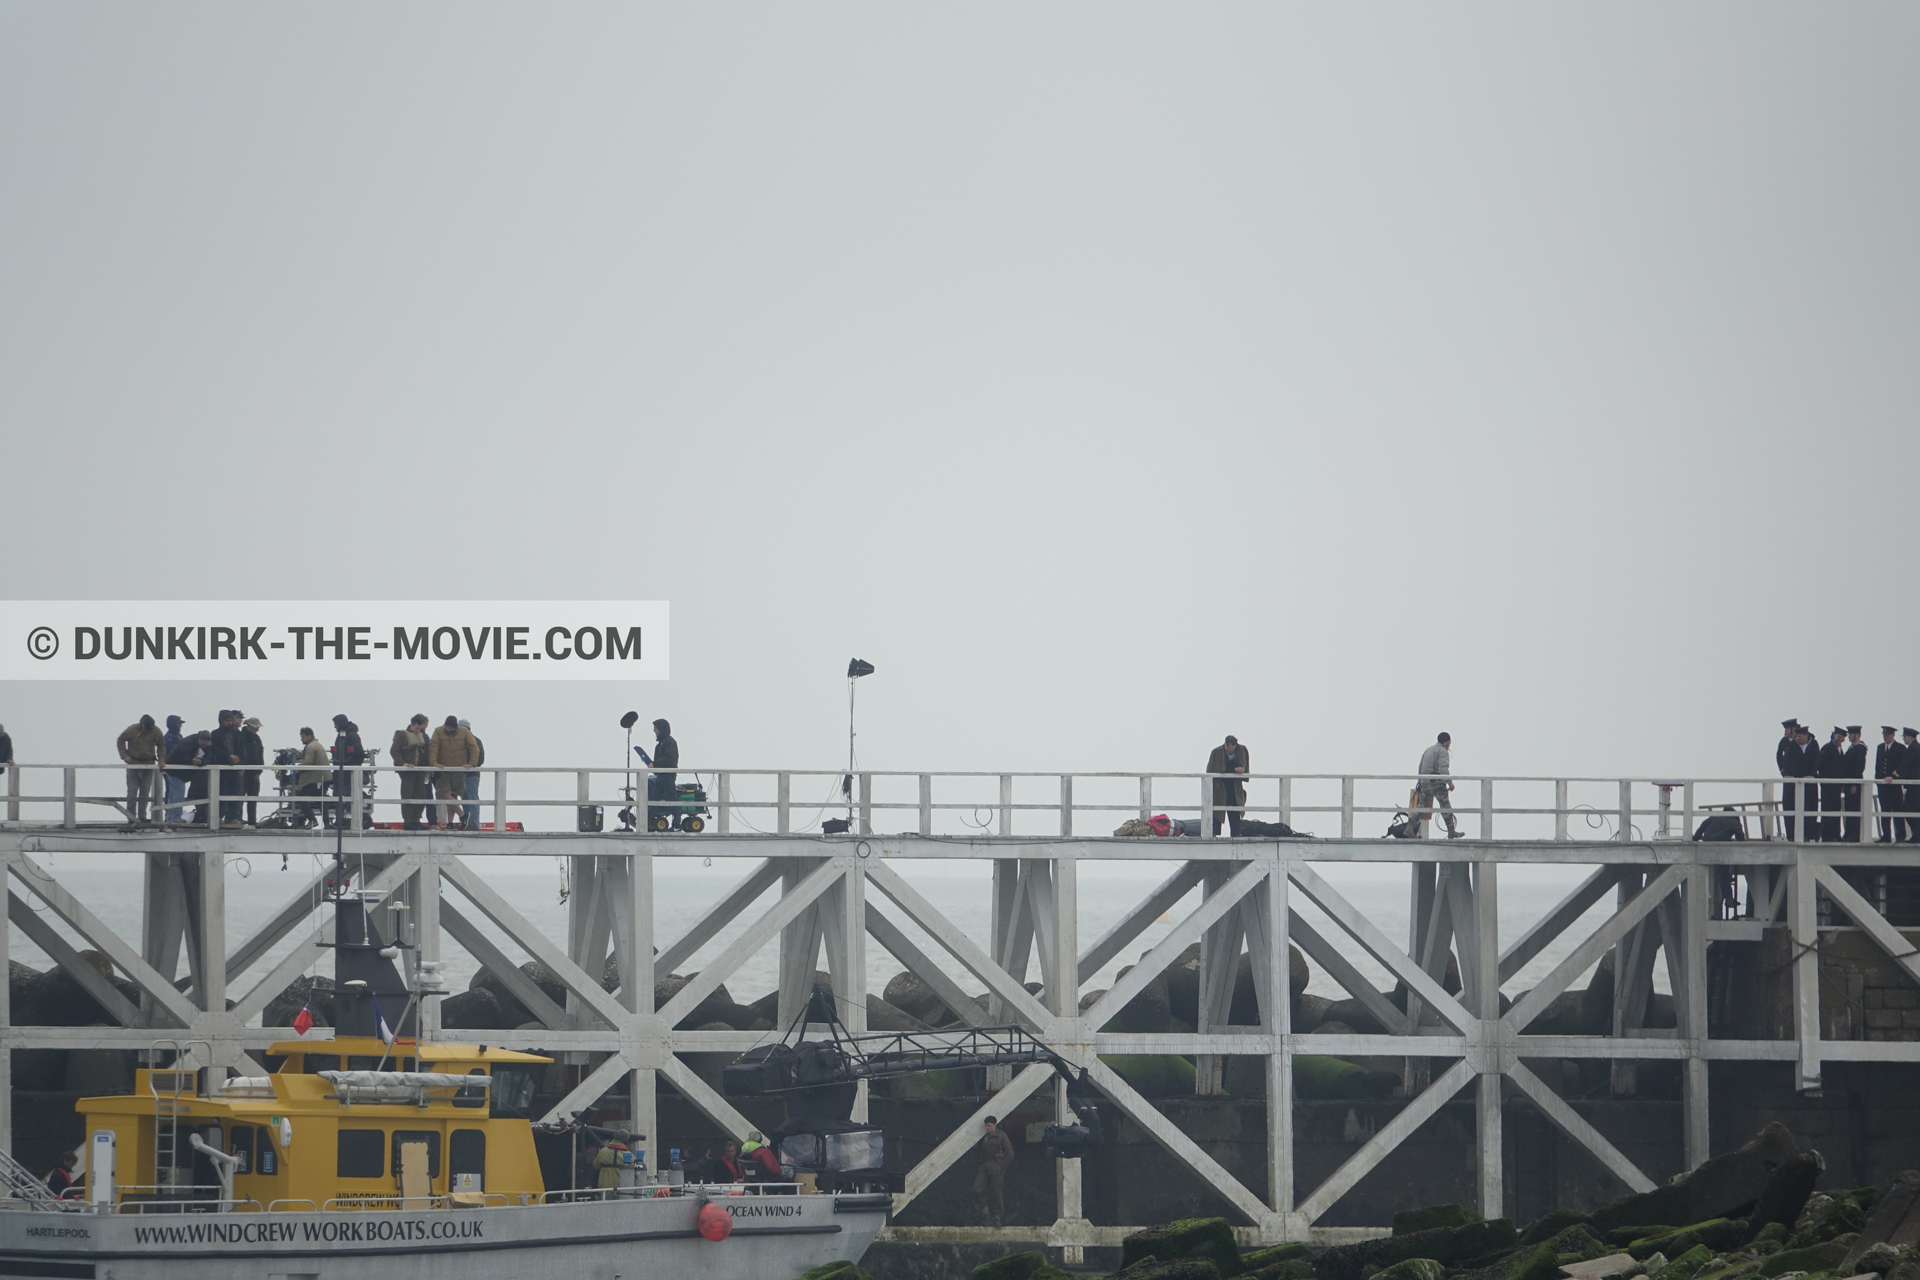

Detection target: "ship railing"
[5, 759, 1913, 850]
[321, 1193, 511, 1212]
[110, 1189, 265, 1214]
[266, 1199, 320, 1213]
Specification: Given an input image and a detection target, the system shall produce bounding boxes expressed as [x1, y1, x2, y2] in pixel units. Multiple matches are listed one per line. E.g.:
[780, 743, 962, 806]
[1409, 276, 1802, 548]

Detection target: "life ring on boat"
[697, 1201, 734, 1241]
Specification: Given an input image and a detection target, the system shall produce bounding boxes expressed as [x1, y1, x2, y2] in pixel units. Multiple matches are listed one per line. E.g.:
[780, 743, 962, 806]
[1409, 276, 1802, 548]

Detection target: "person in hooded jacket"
[162, 714, 186, 820]
[392, 714, 432, 829]
[428, 716, 481, 829]
[646, 719, 679, 830]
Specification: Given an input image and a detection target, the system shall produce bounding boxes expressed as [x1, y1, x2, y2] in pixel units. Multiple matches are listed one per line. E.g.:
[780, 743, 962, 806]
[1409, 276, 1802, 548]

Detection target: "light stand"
[619, 711, 640, 832]
[845, 659, 874, 828]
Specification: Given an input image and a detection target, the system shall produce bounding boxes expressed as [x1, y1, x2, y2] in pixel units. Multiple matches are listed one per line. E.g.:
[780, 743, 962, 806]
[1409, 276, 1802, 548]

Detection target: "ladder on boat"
[148, 1040, 209, 1194]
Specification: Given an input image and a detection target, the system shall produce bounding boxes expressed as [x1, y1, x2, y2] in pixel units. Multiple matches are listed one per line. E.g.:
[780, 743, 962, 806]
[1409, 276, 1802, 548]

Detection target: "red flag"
[293, 1004, 314, 1035]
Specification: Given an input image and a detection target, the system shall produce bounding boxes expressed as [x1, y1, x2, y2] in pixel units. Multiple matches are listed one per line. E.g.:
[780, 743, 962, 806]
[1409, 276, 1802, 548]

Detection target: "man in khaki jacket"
[116, 715, 167, 822]
[428, 716, 481, 830]
[391, 714, 432, 829]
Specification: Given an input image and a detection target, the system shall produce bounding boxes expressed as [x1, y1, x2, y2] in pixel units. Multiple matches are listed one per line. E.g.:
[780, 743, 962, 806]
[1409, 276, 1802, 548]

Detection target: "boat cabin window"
[255, 1126, 278, 1176]
[449, 1130, 485, 1181]
[346, 1055, 383, 1071]
[337, 1129, 385, 1179]
[303, 1054, 340, 1074]
[392, 1131, 441, 1178]
[229, 1125, 253, 1174]
[453, 1067, 488, 1109]
[490, 1065, 538, 1116]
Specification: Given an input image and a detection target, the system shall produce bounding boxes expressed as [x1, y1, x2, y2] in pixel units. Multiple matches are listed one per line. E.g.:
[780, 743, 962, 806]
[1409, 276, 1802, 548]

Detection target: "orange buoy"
[697, 1201, 733, 1241]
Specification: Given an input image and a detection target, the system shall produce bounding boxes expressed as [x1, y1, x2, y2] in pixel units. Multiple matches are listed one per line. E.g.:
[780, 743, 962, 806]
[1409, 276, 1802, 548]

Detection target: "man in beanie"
[428, 716, 481, 830]
[115, 714, 167, 823]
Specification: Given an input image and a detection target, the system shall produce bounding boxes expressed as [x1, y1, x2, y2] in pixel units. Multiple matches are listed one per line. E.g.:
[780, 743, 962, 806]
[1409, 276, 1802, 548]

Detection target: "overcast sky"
[2, 3, 1917, 803]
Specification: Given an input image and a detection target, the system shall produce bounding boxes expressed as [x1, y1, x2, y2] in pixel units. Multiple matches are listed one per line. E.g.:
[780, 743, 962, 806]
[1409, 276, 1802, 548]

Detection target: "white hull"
[0, 1192, 888, 1280]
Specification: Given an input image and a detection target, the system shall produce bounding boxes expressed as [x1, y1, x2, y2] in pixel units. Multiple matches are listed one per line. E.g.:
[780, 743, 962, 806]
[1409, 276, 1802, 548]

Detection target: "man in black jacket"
[208, 710, 245, 825]
[1817, 727, 1848, 842]
[169, 730, 213, 825]
[1903, 728, 1920, 844]
[328, 714, 365, 829]
[240, 716, 265, 826]
[1842, 726, 1868, 843]
[646, 719, 679, 830]
[1875, 726, 1906, 843]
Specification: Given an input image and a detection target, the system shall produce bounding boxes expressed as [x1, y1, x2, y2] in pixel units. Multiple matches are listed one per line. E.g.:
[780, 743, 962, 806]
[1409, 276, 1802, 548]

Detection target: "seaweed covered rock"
[1451, 1240, 1563, 1280]
[1293, 1054, 1398, 1100]
[1374, 1259, 1445, 1280]
[1522, 1210, 1595, 1247]
[1755, 1240, 1846, 1277]
[1121, 1218, 1241, 1278]
[1557, 1254, 1641, 1279]
[1744, 1152, 1823, 1243]
[1395, 1204, 1480, 1236]
[1242, 1243, 1311, 1272]
[1787, 1192, 1865, 1248]
[1113, 1260, 1223, 1280]
[1841, 1171, 1920, 1273]
[1648, 1244, 1715, 1280]
[1591, 1124, 1800, 1234]
[972, 1250, 1053, 1280]
[1315, 1217, 1516, 1280]
[1628, 1220, 1749, 1261]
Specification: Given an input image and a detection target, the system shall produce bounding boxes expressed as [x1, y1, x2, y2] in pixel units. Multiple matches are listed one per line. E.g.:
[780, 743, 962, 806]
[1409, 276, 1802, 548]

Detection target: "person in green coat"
[593, 1136, 630, 1190]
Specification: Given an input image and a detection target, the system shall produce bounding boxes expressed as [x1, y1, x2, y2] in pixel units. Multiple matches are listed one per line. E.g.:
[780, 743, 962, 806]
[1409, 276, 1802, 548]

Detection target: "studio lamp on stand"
[619, 711, 640, 831]
[845, 659, 875, 829]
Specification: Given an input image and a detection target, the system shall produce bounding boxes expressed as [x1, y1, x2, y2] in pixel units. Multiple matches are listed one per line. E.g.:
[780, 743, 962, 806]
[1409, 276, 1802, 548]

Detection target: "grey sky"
[2, 3, 1916, 792]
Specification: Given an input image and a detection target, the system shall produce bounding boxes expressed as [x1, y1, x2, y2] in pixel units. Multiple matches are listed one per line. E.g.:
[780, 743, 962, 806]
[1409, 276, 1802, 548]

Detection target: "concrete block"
[1885, 990, 1920, 1010]
[1866, 1010, 1902, 1030]
[1559, 1253, 1641, 1279]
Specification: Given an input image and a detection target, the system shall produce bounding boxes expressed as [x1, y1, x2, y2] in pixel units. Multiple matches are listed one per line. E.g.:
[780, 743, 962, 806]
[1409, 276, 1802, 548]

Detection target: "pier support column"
[414, 855, 442, 1039]
[1263, 859, 1294, 1234]
[1050, 855, 1082, 1262]
[1474, 861, 1501, 1219]
[612, 851, 655, 1160]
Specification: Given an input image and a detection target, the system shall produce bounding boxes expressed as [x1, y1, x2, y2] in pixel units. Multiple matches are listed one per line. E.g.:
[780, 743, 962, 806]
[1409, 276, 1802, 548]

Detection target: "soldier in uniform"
[1843, 726, 1868, 843]
[1817, 726, 1847, 842]
[1905, 728, 1920, 843]
[1782, 723, 1819, 841]
[1875, 726, 1907, 843]
[1777, 719, 1803, 840]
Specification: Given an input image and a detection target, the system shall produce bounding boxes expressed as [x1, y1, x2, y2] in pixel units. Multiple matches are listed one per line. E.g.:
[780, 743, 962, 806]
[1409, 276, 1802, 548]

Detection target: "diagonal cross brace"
[1087, 1057, 1273, 1227]
[657, 859, 845, 1028]
[892, 1061, 1054, 1215]
[440, 856, 631, 1029]
[8, 891, 143, 1026]
[439, 901, 573, 1029]
[10, 854, 199, 1027]
[1082, 860, 1266, 1033]
[1296, 1057, 1476, 1222]
[866, 860, 1053, 1029]
[1503, 863, 1686, 1032]
[1506, 1060, 1655, 1192]
[1290, 862, 1473, 1033]
[1814, 867, 1920, 991]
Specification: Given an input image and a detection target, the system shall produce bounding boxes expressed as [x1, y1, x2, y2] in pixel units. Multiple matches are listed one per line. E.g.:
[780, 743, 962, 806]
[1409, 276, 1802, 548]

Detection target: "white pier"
[2, 762, 1917, 1248]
